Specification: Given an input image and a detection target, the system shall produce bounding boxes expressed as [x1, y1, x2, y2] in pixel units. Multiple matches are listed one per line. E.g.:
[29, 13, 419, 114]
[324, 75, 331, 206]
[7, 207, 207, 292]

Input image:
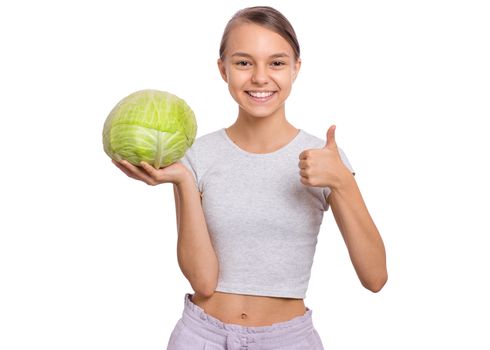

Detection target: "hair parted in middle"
[219, 6, 300, 61]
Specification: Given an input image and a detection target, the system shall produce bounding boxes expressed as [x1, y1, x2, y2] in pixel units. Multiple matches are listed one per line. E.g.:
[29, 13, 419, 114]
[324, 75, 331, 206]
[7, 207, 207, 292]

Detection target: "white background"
[1, 0, 489, 349]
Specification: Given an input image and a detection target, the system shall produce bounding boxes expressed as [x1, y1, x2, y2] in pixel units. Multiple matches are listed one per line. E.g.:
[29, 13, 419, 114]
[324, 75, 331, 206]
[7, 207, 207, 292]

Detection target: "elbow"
[192, 264, 219, 298]
[195, 278, 217, 298]
[197, 288, 215, 299]
[363, 272, 388, 293]
[180, 266, 218, 298]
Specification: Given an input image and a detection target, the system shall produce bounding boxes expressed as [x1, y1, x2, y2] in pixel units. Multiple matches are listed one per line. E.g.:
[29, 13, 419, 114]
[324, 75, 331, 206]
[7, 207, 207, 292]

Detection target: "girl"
[113, 6, 387, 350]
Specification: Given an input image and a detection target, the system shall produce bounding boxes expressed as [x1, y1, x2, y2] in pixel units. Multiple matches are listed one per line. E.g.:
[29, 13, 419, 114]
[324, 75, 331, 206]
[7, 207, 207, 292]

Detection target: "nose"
[251, 65, 268, 85]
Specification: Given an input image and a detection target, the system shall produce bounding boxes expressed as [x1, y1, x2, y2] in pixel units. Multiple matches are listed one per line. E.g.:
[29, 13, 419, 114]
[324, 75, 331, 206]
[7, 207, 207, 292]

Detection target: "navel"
[240, 312, 248, 319]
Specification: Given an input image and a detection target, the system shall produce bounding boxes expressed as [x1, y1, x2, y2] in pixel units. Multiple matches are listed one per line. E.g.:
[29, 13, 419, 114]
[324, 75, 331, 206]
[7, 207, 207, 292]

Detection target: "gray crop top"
[178, 128, 354, 299]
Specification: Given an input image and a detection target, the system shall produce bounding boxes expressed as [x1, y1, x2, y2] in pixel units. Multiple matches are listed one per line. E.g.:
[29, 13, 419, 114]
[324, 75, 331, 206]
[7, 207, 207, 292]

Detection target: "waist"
[190, 291, 306, 327]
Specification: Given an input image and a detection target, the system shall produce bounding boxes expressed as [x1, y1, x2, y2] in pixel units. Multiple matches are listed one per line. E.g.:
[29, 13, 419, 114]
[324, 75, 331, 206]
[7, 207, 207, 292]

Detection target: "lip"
[245, 91, 277, 103]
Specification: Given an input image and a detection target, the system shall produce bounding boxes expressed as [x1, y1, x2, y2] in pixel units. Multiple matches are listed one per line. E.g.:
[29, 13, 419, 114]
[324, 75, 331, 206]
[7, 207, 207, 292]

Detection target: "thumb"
[325, 125, 337, 149]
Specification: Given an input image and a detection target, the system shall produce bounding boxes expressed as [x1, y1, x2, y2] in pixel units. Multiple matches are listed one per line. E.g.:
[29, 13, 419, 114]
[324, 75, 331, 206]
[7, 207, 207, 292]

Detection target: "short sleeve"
[322, 146, 355, 211]
[338, 147, 355, 176]
[178, 147, 199, 191]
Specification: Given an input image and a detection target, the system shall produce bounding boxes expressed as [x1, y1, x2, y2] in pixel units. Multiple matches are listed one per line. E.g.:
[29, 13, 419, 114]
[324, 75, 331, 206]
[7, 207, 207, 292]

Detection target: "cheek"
[278, 78, 294, 94]
[271, 72, 294, 89]
[226, 76, 245, 102]
[228, 70, 250, 87]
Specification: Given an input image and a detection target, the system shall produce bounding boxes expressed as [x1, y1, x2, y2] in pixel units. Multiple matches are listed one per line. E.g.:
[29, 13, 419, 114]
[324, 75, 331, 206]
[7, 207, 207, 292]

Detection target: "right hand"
[112, 159, 191, 186]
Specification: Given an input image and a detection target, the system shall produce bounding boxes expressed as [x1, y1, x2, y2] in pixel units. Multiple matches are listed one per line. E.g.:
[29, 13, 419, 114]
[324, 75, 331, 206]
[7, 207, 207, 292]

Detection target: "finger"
[140, 161, 167, 185]
[299, 176, 309, 186]
[298, 160, 307, 169]
[113, 160, 139, 180]
[120, 160, 155, 184]
[299, 150, 308, 160]
[325, 125, 337, 149]
[139, 161, 158, 177]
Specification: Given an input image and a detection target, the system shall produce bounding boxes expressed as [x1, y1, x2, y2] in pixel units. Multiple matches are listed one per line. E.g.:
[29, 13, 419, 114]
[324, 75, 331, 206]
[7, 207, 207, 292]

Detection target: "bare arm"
[173, 178, 218, 297]
[328, 175, 388, 292]
[298, 125, 387, 292]
[112, 159, 218, 297]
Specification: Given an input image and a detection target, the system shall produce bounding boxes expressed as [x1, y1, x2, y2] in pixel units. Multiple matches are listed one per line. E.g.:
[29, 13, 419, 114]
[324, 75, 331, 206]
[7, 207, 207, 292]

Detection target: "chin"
[241, 107, 279, 118]
[238, 102, 284, 119]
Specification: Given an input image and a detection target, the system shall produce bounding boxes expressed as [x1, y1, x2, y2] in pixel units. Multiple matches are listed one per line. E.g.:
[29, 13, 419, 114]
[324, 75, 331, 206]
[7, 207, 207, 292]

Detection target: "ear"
[217, 58, 228, 83]
[292, 58, 301, 82]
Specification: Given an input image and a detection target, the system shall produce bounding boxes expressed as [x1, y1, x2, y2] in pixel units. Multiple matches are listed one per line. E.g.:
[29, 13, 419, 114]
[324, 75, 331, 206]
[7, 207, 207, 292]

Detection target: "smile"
[246, 91, 276, 102]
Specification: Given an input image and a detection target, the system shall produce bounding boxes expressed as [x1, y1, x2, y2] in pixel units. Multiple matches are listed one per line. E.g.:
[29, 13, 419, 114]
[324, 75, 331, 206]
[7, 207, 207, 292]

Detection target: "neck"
[227, 108, 297, 148]
[226, 107, 298, 152]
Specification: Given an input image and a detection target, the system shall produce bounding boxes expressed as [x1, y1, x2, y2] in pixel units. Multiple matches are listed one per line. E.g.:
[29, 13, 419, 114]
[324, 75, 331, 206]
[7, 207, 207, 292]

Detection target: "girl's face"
[218, 22, 301, 120]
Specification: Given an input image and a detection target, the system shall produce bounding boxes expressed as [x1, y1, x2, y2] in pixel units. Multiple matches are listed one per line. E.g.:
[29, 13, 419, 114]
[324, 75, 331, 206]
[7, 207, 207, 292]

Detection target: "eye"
[271, 61, 285, 67]
[235, 60, 251, 67]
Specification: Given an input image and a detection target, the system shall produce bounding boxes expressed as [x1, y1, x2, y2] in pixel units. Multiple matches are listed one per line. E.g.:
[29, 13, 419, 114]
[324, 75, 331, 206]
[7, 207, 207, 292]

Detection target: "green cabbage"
[103, 89, 197, 168]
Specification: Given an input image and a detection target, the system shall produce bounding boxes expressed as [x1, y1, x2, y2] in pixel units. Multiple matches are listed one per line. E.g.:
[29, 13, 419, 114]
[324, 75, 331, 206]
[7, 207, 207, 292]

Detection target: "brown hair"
[219, 6, 300, 61]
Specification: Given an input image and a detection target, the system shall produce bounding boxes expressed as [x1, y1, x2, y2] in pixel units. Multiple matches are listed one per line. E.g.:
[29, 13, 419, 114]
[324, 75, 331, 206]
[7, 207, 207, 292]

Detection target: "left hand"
[298, 125, 351, 189]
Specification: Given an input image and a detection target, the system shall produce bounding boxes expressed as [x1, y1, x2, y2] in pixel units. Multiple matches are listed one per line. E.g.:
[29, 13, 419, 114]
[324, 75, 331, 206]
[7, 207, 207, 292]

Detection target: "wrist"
[176, 173, 196, 188]
[331, 168, 356, 193]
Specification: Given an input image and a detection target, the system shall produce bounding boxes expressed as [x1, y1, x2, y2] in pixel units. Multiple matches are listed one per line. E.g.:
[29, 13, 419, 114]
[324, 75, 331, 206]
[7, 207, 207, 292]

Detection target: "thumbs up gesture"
[298, 125, 352, 189]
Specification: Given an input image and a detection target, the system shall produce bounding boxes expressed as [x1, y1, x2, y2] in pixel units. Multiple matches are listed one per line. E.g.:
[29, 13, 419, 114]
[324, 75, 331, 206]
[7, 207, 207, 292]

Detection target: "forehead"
[225, 22, 294, 57]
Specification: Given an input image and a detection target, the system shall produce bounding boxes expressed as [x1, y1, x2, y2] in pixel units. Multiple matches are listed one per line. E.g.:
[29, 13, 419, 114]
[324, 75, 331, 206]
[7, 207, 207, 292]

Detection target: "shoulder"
[184, 128, 227, 166]
[189, 128, 224, 150]
[189, 129, 223, 153]
[298, 129, 327, 149]
[299, 128, 350, 154]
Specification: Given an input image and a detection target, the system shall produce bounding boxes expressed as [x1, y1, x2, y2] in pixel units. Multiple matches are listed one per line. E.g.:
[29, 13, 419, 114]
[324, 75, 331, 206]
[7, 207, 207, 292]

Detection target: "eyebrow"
[231, 52, 290, 59]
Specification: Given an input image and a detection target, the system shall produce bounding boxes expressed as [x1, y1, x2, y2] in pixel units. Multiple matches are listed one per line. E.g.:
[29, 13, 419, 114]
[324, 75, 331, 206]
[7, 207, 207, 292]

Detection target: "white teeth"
[248, 91, 274, 98]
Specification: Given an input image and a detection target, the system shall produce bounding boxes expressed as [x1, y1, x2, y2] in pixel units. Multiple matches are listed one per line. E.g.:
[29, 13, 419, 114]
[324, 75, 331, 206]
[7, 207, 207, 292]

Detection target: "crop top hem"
[215, 282, 306, 299]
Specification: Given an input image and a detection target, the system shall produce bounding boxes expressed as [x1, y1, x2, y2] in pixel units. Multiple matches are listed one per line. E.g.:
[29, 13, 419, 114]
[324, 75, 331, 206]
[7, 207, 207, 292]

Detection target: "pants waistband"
[181, 293, 314, 346]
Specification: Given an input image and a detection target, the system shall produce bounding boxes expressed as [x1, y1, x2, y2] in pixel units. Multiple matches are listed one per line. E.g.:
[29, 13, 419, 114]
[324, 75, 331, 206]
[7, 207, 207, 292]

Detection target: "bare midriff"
[190, 291, 307, 327]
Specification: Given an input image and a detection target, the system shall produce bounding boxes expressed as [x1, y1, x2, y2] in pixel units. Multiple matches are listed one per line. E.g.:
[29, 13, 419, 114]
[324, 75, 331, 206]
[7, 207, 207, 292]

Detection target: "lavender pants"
[166, 293, 324, 349]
